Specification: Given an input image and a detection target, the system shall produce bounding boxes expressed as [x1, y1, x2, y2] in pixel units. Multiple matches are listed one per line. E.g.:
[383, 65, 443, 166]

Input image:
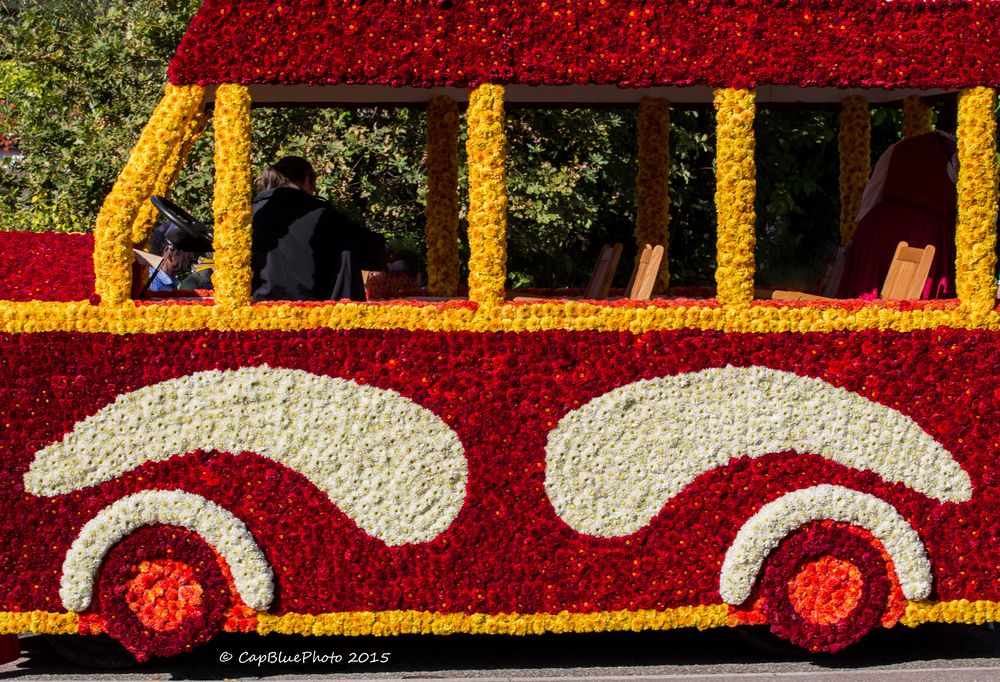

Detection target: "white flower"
[60, 490, 272, 612]
[545, 366, 970, 538]
[24, 366, 469, 546]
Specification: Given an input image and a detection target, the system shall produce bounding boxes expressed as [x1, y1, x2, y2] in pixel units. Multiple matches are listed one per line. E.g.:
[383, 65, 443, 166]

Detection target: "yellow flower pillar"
[955, 87, 998, 313]
[92, 84, 204, 304]
[903, 95, 933, 139]
[838, 96, 870, 245]
[636, 97, 671, 291]
[714, 88, 756, 307]
[211, 84, 253, 308]
[424, 97, 461, 296]
[465, 84, 508, 307]
[130, 110, 208, 246]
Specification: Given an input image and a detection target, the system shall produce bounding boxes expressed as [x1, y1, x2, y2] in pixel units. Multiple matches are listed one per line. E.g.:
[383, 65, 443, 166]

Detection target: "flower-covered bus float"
[2, 0, 1000, 663]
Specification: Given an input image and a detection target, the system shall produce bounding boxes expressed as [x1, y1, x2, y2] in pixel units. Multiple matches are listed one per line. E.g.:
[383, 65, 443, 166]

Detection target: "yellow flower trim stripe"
[257, 606, 729, 636]
[901, 600, 1000, 627]
[0, 611, 77, 635]
[466, 84, 508, 307]
[92, 84, 205, 304]
[955, 87, 998, 314]
[130, 109, 208, 246]
[714, 88, 756, 307]
[7, 600, 999, 636]
[902, 96, 933, 139]
[838, 96, 870, 245]
[424, 97, 461, 296]
[1, 299, 1000, 335]
[636, 97, 671, 291]
[211, 84, 254, 308]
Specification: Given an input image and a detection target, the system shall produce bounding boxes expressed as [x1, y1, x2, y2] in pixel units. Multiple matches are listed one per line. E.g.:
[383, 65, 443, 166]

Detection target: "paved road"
[2, 623, 1000, 680]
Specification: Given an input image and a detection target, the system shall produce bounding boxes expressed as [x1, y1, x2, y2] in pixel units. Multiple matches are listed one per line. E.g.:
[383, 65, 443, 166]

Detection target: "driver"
[147, 221, 193, 292]
[251, 156, 387, 301]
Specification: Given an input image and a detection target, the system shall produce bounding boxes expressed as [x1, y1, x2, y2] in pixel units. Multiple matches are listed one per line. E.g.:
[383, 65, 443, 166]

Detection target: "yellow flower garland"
[257, 606, 728, 637]
[714, 88, 756, 307]
[92, 84, 205, 304]
[902, 96, 933, 139]
[838, 96, 870, 245]
[211, 84, 254, 308]
[901, 600, 1000, 627]
[0, 611, 77, 635]
[130, 109, 208, 246]
[466, 84, 508, 307]
[424, 97, 461, 296]
[636, 97, 671, 291]
[955, 87, 998, 314]
[5, 599, 1000, 637]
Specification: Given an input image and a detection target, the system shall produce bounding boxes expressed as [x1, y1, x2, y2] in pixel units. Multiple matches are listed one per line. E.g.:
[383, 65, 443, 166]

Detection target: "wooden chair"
[512, 243, 623, 302]
[772, 241, 935, 301]
[817, 245, 847, 298]
[880, 241, 936, 300]
[624, 244, 664, 301]
[583, 243, 624, 299]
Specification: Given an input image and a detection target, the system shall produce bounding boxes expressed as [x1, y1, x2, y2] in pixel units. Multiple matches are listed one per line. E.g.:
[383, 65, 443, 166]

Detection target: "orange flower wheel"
[97, 526, 230, 661]
[125, 559, 207, 632]
[759, 523, 891, 653]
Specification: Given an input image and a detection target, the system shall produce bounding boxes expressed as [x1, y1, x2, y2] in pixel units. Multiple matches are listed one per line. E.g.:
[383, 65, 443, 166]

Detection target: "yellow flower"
[466, 84, 508, 307]
[92, 85, 205, 304]
[839, 96, 870, 245]
[0, 611, 77, 634]
[212, 84, 253, 308]
[636, 97, 671, 291]
[903, 96, 933, 139]
[424, 97, 461, 296]
[955, 87, 998, 313]
[131, 110, 209, 246]
[714, 88, 756, 307]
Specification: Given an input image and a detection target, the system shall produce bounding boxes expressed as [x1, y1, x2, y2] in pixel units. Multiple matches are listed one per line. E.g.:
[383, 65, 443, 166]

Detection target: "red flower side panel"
[1, 329, 999, 617]
[0, 232, 95, 302]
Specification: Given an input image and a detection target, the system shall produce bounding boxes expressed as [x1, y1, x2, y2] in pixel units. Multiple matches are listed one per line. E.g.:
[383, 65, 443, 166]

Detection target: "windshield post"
[130, 110, 209, 249]
[92, 85, 204, 305]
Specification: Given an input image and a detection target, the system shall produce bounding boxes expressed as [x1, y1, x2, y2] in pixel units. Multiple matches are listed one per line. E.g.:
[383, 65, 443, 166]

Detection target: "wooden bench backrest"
[818, 245, 847, 297]
[583, 243, 623, 299]
[880, 241, 936, 300]
[626, 244, 664, 301]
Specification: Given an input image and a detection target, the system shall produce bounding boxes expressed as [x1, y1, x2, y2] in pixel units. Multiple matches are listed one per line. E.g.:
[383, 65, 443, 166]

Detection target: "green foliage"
[506, 108, 638, 288]
[0, 0, 200, 232]
[753, 106, 912, 290]
[667, 108, 717, 286]
[754, 109, 841, 289]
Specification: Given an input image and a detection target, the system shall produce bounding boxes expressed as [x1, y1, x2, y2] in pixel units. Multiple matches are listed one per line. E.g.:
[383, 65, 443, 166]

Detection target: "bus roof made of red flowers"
[168, 0, 1000, 91]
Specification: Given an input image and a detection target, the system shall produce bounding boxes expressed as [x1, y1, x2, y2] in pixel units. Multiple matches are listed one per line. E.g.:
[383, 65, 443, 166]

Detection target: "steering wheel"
[150, 195, 214, 254]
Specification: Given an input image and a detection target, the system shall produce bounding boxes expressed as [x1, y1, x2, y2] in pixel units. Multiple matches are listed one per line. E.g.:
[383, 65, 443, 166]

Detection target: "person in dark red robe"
[839, 110, 958, 299]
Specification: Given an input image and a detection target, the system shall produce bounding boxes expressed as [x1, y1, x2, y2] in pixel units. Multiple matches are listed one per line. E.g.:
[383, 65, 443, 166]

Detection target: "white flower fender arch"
[719, 485, 932, 605]
[60, 490, 273, 612]
[24, 366, 469, 548]
[545, 366, 972, 538]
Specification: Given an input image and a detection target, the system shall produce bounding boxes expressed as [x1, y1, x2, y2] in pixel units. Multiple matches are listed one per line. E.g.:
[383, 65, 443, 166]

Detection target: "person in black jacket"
[251, 156, 387, 301]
